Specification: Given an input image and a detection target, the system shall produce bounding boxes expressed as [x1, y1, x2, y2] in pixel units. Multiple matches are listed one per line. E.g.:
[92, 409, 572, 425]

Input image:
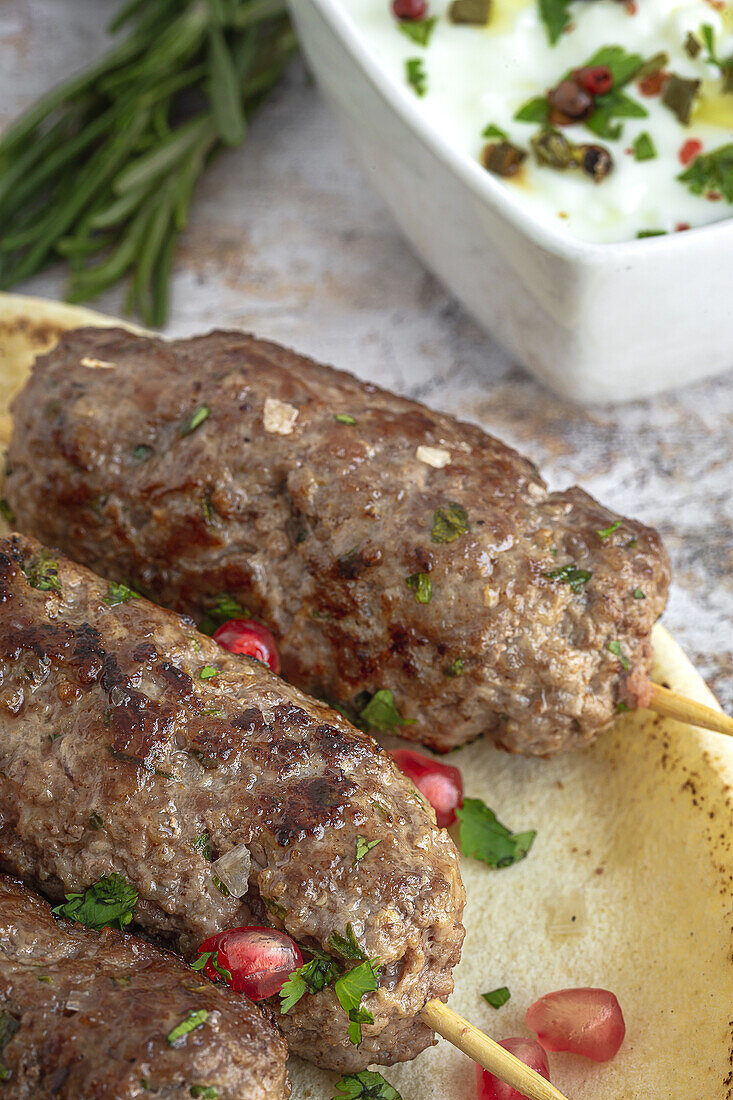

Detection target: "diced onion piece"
[211, 844, 252, 898]
[263, 397, 298, 435]
[416, 444, 451, 468]
[525, 987, 625, 1061]
[66, 989, 93, 1012]
[80, 357, 116, 369]
[475, 1038, 550, 1100]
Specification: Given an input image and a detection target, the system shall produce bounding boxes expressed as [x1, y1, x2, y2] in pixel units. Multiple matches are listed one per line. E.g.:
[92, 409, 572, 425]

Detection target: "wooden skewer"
[421, 1000, 569, 1100]
[647, 683, 733, 738]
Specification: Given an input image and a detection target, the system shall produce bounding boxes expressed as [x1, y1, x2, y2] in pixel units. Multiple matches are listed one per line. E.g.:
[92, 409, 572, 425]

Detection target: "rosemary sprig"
[0, 0, 296, 325]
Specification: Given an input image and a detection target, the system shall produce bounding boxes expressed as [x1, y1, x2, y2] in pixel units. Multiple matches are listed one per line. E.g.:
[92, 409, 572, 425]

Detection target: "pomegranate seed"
[392, 0, 427, 18]
[676, 222, 690, 231]
[574, 65, 614, 96]
[475, 1039, 550, 1100]
[679, 139, 702, 166]
[213, 619, 281, 674]
[526, 988, 625, 1062]
[389, 748, 463, 827]
[196, 927, 302, 1001]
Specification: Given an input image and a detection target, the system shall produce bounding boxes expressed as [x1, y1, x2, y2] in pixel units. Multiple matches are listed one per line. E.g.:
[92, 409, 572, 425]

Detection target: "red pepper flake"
[675, 222, 691, 231]
[679, 138, 703, 166]
[625, 0, 638, 12]
[707, 191, 722, 201]
[638, 70, 668, 97]
[392, 0, 427, 17]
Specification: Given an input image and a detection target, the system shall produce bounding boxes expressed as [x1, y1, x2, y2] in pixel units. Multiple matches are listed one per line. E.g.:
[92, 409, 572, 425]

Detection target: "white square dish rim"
[306, 0, 733, 265]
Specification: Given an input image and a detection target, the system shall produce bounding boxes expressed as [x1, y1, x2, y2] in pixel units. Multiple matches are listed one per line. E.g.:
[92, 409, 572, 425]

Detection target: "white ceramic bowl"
[288, 0, 733, 403]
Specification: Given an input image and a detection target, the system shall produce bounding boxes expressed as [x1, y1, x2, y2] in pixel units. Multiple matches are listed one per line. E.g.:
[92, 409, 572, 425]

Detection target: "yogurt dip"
[345, 0, 733, 242]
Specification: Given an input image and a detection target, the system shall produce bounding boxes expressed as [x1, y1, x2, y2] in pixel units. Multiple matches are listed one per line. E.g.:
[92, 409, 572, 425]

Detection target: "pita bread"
[0, 291, 731, 1100]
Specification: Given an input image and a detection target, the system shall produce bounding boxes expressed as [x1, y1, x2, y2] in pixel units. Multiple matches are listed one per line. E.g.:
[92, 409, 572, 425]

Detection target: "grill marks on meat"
[5, 327, 670, 755]
[0, 535, 465, 1072]
[0, 874, 289, 1100]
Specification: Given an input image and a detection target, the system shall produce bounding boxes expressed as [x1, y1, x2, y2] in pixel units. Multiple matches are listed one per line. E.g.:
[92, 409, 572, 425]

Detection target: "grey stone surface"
[1, 1, 731, 709]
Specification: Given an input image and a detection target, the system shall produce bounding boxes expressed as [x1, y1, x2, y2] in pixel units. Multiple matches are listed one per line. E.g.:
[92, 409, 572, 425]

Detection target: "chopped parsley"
[456, 798, 536, 868]
[431, 502, 469, 543]
[334, 413, 357, 425]
[482, 123, 509, 140]
[537, 0, 572, 46]
[0, 498, 15, 524]
[333, 1070, 402, 1100]
[358, 689, 413, 733]
[262, 895, 288, 920]
[449, 0, 491, 24]
[405, 57, 427, 97]
[700, 23, 733, 92]
[444, 657, 464, 678]
[482, 986, 511, 1009]
[24, 550, 60, 593]
[334, 959, 380, 1046]
[193, 831, 212, 860]
[405, 571, 432, 603]
[398, 16, 437, 47]
[596, 520, 622, 540]
[88, 812, 104, 831]
[637, 229, 667, 238]
[632, 132, 657, 161]
[607, 639, 629, 670]
[199, 665, 219, 681]
[52, 873, 138, 931]
[199, 593, 247, 635]
[678, 142, 733, 204]
[542, 563, 592, 593]
[515, 97, 550, 124]
[616, 701, 630, 713]
[132, 444, 153, 461]
[329, 924, 368, 961]
[167, 1009, 210, 1045]
[180, 404, 210, 437]
[280, 956, 342, 1013]
[190, 1088, 218, 1099]
[633, 587, 646, 599]
[354, 837, 382, 864]
[191, 950, 232, 984]
[104, 581, 141, 605]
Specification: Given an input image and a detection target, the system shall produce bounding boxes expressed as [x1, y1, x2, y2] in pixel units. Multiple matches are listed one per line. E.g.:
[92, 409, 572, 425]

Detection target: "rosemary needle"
[0, 0, 295, 326]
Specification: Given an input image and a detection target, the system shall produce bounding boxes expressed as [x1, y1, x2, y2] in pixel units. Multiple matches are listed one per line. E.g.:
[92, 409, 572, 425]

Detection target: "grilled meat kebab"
[0, 874, 289, 1100]
[5, 327, 670, 755]
[0, 534, 465, 1072]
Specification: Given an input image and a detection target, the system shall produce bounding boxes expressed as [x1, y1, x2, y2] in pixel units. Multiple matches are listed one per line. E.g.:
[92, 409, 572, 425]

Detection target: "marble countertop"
[2, 0, 731, 710]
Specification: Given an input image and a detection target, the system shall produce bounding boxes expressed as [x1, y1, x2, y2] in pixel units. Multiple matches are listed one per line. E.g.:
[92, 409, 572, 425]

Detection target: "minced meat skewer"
[0, 534, 465, 1074]
[0, 874, 290, 1100]
[5, 327, 671, 756]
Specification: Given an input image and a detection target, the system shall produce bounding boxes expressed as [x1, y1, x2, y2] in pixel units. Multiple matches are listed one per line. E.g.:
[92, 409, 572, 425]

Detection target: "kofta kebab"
[6, 327, 732, 745]
[0, 534, 568, 1100]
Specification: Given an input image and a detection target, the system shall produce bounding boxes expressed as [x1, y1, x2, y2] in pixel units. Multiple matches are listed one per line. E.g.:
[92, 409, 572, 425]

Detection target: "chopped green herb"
[200, 593, 247, 635]
[52, 873, 138, 931]
[37, 974, 53, 984]
[586, 90, 647, 141]
[190, 1088, 219, 1099]
[181, 405, 210, 437]
[678, 142, 733, 203]
[616, 701, 630, 713]
[398, 16, 437, 47]
[334, 414, 357, 425]
[444, 657, 464, 678]
[167, 1009, 210, 1045]
[607, 639, 630, 670]
[355, 837, 382, 864]
[24, 550, 60, 593]
[405, 57, 427, 97]
[633, 587, 646, 599]
[199, 665, 218, 681]
[542, 563, 592, 593]
[482, 986, 511, 1009]
[104, 581, 141, 605]
[632, 132, 657, 161]
[132, 444, 153, 462]
[201, 494, 214, 524]
[88, 812, 104, 831]
[637, 229, 667, 238]
[482, 123, 508, 140]
[211, 874, 230, 896]
[432, 502, 469, 543]
[334, 959, 380, 1046]
[515, 97, 550, 124]
[190, 950, 232, 984]
[699, 24, 733, 91]
[662, 73, 700, 124]
[405, 572, 432, 604]
[193, 832, 212, 860]
[262, 895, 287, 920]
[537, 0, 572, 46]
[0, 498, 15, 524]
[448, 0, 491, 24]
[358, 690, 413, 733]
[456, 797, 536, 869]
[332, 1071, 402, 1100]
[596, 520, 622, 540]
[636, 50, 668, 78]
[280, 956, 342, 1013]
[329, 923, 368, 961]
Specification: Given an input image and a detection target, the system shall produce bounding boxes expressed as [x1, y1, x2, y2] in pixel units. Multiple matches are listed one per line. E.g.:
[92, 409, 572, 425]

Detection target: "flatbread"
[1, 291, 731, 1100]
